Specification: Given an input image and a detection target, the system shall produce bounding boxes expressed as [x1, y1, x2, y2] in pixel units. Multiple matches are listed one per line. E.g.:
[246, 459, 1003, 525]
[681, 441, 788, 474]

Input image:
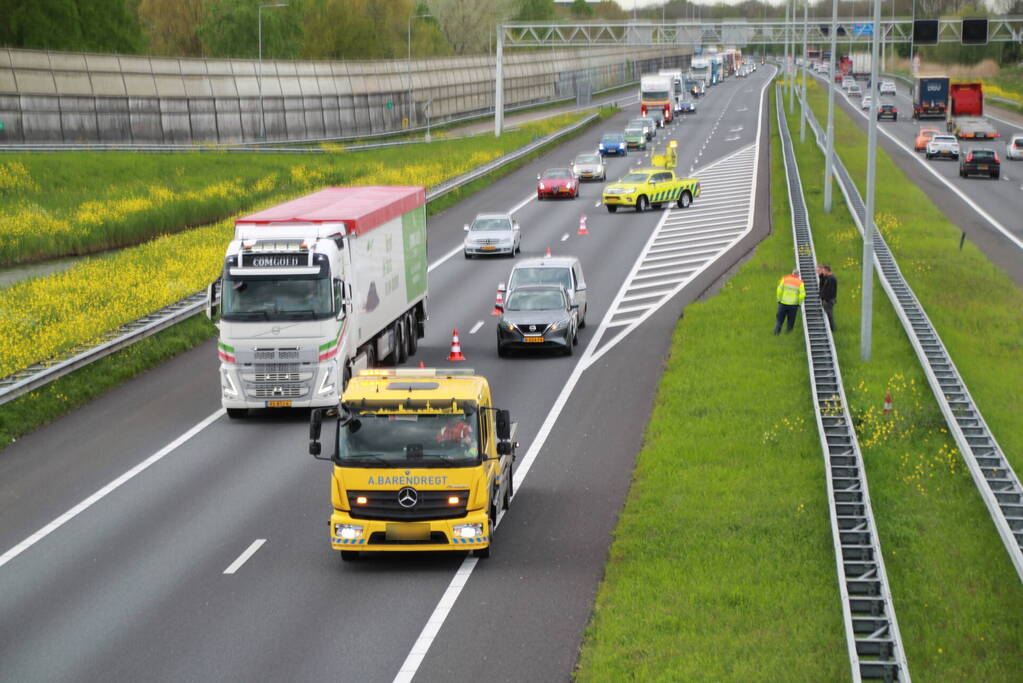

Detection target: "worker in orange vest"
[774, 269, 806, 335]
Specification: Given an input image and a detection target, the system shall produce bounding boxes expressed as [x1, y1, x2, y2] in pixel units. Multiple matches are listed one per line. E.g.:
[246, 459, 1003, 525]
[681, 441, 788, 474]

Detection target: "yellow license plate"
[524, 336, 544, 343]
[385, 523, 430, 541]
[977, 165, 988, 170]
[265, 400, 292, 408]
[481, 246, 496, 251]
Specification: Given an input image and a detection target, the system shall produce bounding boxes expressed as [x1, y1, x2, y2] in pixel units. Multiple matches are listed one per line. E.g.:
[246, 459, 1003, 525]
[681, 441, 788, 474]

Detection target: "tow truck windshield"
[619, 173, 652, 183]
[340, 413, 480, 466]
[222, 274, 333, 321]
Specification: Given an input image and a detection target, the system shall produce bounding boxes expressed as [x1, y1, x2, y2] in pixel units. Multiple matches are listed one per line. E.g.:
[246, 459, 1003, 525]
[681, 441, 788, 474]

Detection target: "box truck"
[640, 74, 674, 122]
[912, 77, 949, 120]
[207, 186, 428, 418]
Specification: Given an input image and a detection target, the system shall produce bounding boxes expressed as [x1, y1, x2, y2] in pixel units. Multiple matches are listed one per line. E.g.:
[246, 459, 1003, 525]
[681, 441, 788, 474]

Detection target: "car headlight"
[453, 523, 484, 538]
[549, 318, 571, 331]
[538, 183, 545, 190]
[598, 143, 605, 149]
[624, 188, 636, 194]
[334, 523, 363, 540]
[502, 321, 517, 331]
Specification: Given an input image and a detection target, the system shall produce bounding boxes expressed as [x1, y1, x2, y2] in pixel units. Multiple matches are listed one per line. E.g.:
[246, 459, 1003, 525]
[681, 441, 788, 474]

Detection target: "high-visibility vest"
[777, 275, 805, 305]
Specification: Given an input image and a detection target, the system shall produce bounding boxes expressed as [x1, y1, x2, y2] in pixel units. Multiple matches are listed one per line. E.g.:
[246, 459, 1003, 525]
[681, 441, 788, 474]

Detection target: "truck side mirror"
[310, 408, 326, 458]
[496, 410, 511, 441]
[205, 277, 221, 322]
[496, 441, 513, 456]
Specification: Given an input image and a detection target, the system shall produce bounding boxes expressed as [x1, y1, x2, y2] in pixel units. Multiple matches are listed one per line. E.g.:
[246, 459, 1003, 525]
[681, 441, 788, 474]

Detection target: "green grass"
[0, 316, 216, 451]
[574, 88, 849, 681]
[788, 84, 1023, 679]
[0, 111, 594, 267]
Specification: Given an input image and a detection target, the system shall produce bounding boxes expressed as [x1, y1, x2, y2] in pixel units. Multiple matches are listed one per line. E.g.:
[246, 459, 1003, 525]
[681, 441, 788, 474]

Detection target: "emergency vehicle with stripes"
[601, 168, 701, 213]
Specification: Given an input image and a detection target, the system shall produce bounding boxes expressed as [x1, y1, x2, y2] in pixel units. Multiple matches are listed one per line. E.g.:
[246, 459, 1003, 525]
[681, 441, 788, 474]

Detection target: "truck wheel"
[340, 550, 359, 562]
[503, 464, 514, 510]
[635, 196, 649, 212]
[405, 312, 417, 357]
[395, 321, 408, 364]
[677, 191, 692, 209]
[227, 408, 247, 419]
[606, 205, 617, 213]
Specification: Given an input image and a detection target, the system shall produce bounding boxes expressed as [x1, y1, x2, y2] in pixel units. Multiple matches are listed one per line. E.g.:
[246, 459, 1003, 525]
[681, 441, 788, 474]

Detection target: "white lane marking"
[560, 233, 570, 242]
[0, 409, 226, 571]
[730, 126, 744, 132]
[594, 201, 601, 208]
[223, 539, 267, 575]
[428, 191, 537, 273]
[468, 320, 484, 334]
[393, 69, 777, 683]
[725, 135, 741, 142]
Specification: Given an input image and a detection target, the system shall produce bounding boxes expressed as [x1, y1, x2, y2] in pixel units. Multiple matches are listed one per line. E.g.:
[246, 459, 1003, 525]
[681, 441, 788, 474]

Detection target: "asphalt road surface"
[806, 69, 1023, 285]
[0, 65, 776, 683]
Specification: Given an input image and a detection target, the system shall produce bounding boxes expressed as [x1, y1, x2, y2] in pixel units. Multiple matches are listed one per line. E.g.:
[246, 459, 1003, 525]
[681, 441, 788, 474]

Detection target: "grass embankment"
[575, 89, 849, 681]
[0, 111, 597, 266]
[790, 81, 1023, 678]
[0, 109, 613, 450]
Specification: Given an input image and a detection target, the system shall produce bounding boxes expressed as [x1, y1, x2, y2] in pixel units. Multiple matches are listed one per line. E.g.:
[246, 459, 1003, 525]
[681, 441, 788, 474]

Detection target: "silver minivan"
[506, 255, 588, 328]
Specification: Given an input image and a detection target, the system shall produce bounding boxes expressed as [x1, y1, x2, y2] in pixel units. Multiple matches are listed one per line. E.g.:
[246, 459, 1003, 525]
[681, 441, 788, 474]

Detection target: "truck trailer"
[947, 82, 1000, 140]
[912, 77, 949, 120]
[207, 186, 428, 418]
[640, 74, 674, 122]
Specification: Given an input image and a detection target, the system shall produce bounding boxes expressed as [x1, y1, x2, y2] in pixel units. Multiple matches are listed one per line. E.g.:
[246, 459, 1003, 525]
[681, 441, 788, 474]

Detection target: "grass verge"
[0, 316, 216, 451]
[0, 112, 590, 266]
[785, 85, 1023, 679]
[574, 88, 849, 681]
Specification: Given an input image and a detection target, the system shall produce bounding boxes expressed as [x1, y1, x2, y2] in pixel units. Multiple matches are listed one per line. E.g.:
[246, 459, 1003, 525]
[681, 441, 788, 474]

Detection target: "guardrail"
[0, 111, 600, 407]
[799, 85, 1023, 582]
[776, 85, 909, 682]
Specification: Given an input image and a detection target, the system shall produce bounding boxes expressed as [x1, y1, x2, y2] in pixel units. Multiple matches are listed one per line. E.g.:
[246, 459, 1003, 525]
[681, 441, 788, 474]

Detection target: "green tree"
[197, 0, 303, 60]
[10, 0, 84, 51]
[516, 0, 554, 22]
[570, 0, 594, 18]
[137, 0, 205, 56]
[77, 0, 147, 53]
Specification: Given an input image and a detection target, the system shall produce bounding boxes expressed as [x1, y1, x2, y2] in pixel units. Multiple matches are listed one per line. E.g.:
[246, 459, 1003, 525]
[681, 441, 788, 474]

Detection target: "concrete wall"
[0, 47, 691, 144]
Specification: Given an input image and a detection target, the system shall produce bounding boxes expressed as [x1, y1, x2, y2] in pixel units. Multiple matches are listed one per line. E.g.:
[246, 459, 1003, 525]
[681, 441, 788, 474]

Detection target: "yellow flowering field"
[0, 113, 592, 377]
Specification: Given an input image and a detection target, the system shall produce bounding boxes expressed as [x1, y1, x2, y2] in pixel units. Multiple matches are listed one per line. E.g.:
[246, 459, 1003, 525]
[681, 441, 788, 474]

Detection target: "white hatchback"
[879, 81, 897, 95]
[1006, 135, 1023, 161]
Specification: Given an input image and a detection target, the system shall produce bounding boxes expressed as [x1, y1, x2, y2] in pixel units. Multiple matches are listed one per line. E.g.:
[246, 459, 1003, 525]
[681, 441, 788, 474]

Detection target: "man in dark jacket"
[817, 264, 838, 331]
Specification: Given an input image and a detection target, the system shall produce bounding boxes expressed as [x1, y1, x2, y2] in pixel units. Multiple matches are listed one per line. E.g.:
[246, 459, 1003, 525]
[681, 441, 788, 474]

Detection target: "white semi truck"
[658, 69, 685, 113]
[690, 57, 711, 86]
[207, 186, 428, 418]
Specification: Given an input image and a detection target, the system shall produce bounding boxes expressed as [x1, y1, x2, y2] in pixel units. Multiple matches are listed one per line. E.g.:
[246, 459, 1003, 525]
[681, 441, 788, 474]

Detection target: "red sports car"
[537, 168, 579, 200]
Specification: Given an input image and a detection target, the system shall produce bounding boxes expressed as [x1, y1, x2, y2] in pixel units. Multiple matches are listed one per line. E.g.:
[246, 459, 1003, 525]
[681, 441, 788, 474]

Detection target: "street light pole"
[800, 0, 808, 142]
[823, 0, 838, 214]
[258, 2, 288, 141]
[495, 28, 504, 137]
[861, 0, 882, 361]
[408, 10, 431, 128]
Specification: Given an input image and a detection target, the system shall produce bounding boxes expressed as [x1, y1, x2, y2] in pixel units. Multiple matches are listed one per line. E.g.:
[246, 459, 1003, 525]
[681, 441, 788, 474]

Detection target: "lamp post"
[408, 10, 431, 128]
[800, 0, 808, 142]
[823, 0, 838, 214]
[861, 0, 882, 361]
[258, 2, 288, 141]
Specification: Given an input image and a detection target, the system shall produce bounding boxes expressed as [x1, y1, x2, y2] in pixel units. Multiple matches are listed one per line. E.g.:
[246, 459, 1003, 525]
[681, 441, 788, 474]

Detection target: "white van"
[506, 256, 588, 328]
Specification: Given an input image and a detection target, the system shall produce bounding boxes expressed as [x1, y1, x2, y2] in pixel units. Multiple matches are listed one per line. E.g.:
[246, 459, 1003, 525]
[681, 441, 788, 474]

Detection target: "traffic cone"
[491, 284, 506, 316]
[577, 215, 589, 236]
[447, 329, 466, 361]
[419, 361, 425, 368]
[545, 247, 552, 257]
[882, 391, 893, 414]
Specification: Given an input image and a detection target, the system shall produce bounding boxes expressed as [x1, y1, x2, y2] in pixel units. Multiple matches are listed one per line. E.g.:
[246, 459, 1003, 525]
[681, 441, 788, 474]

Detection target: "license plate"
[385, 523, 430, 541]
[265, 400, 292, 408]
[524, 336, 544, 343]
[977, 165, 988, 170]
[481, 246, 496, 251]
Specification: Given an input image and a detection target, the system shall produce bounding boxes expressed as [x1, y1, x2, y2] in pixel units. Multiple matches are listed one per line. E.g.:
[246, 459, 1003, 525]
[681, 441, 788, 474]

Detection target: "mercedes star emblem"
[397, 487, 418, 508]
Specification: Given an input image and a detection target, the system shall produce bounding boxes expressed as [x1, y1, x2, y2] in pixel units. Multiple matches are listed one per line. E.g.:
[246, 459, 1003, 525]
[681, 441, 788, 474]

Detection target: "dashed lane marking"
[469, 321, 484, 334]
[560, 233, 570, 242]
[223, 539, 267, 575]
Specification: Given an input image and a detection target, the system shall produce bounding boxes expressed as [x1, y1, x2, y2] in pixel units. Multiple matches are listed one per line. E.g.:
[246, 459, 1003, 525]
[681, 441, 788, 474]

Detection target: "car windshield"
[1014, 139, 1023, 148]
[339, 413, 480, 466]
[471, 217, 511, 231]
[602, 134, 623, 143]
[641, 89, 670, 100]
[505, 289, 566, 311]
[222, 274, 333, 321]
[542, 168, 572, 179]
[509, 267, 572, 291]
[933, 136, 956, 143]
[629, 120, 648, 128]
[971, 150, 995, 160]
[575, 154, 600, 164]
[620, 173, 651, 183]
[625, 128, 644, 136]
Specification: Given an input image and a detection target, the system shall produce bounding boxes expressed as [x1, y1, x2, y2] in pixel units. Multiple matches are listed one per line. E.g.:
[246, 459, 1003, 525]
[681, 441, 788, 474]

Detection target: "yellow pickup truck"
[309, 368, 516, 561]
[602, 168, 701, 213]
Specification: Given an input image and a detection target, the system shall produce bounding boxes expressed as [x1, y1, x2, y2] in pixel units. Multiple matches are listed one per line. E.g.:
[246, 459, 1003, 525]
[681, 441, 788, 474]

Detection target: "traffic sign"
[852, 24, 873, 37]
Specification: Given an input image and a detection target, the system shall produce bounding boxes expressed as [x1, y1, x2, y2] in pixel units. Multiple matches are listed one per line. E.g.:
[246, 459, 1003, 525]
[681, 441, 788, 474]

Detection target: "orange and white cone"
[447, 329, 466, 361]
[577, 214, 589, 236]
[491, 284, 506, 316]
[545, 247, 552, 257]
[882, 391, 893, 414]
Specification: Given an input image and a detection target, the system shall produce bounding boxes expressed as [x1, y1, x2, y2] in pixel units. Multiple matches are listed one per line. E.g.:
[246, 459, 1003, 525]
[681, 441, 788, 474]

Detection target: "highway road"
[806, 69, 1023, 283]
[0, 65, 775, 683]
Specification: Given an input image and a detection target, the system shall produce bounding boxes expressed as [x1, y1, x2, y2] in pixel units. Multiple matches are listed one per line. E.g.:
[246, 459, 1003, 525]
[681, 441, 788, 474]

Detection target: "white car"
[926, 134, 961, 160]
[1005, 135, 1023, 160]
[842, 78, 856, 91]
[464, 213, 521, 258]
[879, 81, 897, 96]
[860, 95, 872, 110]
[848, 84, 862, 97]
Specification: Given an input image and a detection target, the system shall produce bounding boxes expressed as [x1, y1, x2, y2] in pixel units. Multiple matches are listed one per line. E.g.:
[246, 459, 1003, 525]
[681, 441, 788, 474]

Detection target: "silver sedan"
[571, 153, 606, 181]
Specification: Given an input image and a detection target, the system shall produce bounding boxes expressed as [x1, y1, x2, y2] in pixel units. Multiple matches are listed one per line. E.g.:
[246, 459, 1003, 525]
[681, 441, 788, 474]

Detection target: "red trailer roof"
[236, 186, 426, 236]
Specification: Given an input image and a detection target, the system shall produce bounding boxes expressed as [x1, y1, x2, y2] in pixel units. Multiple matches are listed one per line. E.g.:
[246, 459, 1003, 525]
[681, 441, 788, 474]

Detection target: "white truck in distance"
[207, 186, 428, 418]
[658, 69, 685, 112]
[689, 57, 710, 86]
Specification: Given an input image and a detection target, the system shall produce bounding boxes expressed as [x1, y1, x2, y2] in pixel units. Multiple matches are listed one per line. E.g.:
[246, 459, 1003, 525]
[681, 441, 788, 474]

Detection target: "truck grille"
[368, 531, 449, 545]
[251, 384, 306, 398]
[253, 348, 300, 361]
[347, 489, 470, 521]
[253, 363, 301, 382]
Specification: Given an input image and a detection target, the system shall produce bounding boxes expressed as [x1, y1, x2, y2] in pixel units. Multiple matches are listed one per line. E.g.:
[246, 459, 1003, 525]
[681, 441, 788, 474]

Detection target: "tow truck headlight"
[334, 523, 363, 540]
[453, 523, 483, 539]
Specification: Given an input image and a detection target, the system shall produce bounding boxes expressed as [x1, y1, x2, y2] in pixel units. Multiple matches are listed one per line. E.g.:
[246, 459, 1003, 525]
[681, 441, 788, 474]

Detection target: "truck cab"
[310, 368, 516, 561]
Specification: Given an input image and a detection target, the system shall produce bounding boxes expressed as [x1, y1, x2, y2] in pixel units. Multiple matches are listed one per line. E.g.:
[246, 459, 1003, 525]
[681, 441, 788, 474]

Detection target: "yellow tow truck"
[309, 368, 516, 561]
[601, 159, 700, 214]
